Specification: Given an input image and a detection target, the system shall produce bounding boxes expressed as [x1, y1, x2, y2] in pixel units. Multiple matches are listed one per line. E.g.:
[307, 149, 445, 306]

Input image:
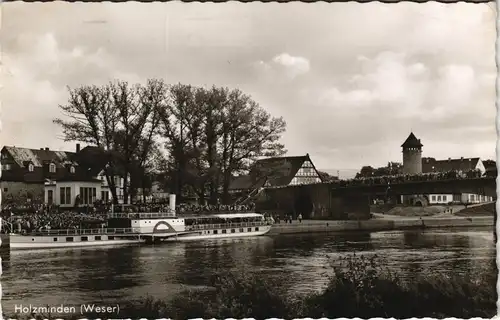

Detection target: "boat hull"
[9, 234, 143, 250]
[152, 225, 272, 242]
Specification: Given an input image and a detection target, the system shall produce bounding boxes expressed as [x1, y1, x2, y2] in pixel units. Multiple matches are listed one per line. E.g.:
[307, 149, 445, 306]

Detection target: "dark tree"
[317, 171, 338, 182]
[355, 166, 375, 178]
[54, 80, 165, 204]
[157, 84, 286, 204]
[54, 84, 121, 202]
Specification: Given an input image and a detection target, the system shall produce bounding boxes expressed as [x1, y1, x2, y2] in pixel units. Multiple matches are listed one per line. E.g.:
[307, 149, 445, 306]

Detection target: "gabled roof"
[3, 146, 77, 168]
[252, 155, 309, 186]
[401, 132, 423, 148]
[229, 154, 320, 190]
[422, 157, 480, 173]
[1, 146, 106, 183]
[228, 175, 268, 191]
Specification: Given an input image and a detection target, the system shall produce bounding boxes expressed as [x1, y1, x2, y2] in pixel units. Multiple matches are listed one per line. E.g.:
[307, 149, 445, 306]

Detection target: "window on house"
[66, 237, 74, 242]
[49, 163, 56, 173]
[28, 164, 34, 172]
[437, 196, 441, 201]
[70, 166, 75, 173]
[83, 187, 88, 205]
[65, 187, 71, 205]
[60, 187, 65, 205]
[431, 195, 436, 201]
[47, 190, 53, 205]
[1, 164, 11, 170]
[3, 188, 7, 192]
[60, 187, 71, 205]
[101, 191, 109, 203]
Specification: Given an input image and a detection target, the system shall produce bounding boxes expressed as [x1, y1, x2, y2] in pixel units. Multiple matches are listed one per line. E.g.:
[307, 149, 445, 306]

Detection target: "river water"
[1, 227, 496, 316]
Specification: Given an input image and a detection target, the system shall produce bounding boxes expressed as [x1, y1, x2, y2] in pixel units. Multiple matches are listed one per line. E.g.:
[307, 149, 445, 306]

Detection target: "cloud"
[254, 53, 310, 81]
[272, 53, 310, 78]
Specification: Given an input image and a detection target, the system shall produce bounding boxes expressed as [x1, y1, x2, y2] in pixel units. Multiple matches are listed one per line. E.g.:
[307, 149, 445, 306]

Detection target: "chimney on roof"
[76, 143, 81, 153]
[45, 148, 49, 151]
[448, 158, 451, 162]
[461, 157, 464, 161]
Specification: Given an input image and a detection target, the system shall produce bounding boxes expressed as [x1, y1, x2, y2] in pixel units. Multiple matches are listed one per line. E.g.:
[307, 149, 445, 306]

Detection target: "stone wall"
[258, 184, 371, 220]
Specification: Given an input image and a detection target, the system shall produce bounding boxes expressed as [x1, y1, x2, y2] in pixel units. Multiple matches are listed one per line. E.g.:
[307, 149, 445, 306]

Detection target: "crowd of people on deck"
[112, 202, 255, 214]
[175, 203, 255, 214]
[332, 169, 483, 188]
[3, 211, 107, 234]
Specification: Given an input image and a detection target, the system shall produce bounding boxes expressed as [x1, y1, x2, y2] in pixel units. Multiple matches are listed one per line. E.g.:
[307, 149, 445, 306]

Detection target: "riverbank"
[268, 215, 494, 235]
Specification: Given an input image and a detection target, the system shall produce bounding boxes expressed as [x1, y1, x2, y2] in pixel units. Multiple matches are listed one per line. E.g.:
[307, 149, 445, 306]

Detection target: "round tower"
[401, 132, 423, 174]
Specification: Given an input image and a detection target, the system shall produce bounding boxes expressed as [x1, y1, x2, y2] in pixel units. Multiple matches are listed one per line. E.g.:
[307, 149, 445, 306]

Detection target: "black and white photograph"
[0, 1, 497, 319]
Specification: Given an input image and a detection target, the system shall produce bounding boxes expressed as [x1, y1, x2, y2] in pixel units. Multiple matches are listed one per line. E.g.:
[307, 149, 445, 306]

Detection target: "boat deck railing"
[107, 212, 176, 219]
[15, 227, 142, 236]
[186, 221, 271, 231]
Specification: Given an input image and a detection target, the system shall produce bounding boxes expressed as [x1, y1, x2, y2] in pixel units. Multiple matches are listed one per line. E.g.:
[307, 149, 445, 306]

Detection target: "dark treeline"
[54, 80, 287, 205]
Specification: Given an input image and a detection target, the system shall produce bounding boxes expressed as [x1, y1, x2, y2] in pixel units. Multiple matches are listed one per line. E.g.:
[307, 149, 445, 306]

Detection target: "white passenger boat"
[4, 195, 272, 250]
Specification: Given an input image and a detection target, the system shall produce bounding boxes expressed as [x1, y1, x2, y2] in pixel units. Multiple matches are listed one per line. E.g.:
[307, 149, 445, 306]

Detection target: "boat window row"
[27, 228, 140, 236]
[31, 235, 117, 242]
[185, 216, 263, 226]
[186, 220, 267, 231]
[199, 227, 260, 235]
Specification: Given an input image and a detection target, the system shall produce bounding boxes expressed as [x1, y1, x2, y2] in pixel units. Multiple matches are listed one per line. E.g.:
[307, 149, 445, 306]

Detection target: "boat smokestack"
[169, 194, 176, 212]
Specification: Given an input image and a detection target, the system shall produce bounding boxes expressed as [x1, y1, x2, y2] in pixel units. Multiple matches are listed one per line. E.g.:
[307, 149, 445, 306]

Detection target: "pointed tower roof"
[401, 132, 423, 148]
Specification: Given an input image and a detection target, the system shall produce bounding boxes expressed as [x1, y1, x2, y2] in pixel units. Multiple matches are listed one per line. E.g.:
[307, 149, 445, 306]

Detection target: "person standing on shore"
[298, 214, 302, 223]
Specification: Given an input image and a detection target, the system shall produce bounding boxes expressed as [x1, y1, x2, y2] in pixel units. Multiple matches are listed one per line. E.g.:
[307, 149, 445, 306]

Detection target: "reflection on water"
[2, 227, 495, 315]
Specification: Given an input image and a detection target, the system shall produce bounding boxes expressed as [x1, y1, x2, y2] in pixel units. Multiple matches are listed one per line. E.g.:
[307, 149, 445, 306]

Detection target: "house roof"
[229, 154, 321, 190]
[1, 146, 108, 183]
[401, 132, 423, 148]
[228, 175, 268, 191]
[3, 146, 77, 168]
[422, 157, 480, 173]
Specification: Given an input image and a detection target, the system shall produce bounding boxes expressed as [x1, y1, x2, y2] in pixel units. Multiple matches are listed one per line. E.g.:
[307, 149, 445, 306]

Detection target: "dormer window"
[70, 166, 75, 174]
[49, 163, 56, 173]
[28, 163, 34, 172]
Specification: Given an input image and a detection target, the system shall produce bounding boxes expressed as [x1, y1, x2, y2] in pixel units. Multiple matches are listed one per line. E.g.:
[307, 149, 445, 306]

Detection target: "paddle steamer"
[5, 195, 272, 250]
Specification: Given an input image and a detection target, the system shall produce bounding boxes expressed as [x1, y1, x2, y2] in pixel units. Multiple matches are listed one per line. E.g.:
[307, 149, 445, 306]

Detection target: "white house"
[421, 157, 492, 205]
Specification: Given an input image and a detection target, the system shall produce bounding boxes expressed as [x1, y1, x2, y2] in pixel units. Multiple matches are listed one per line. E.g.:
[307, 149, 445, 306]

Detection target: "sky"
[1, 2, 497, 178]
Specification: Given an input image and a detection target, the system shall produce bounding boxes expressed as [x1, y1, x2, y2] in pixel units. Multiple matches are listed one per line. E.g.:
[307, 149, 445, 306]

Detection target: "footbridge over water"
[259, 177, 497, 220]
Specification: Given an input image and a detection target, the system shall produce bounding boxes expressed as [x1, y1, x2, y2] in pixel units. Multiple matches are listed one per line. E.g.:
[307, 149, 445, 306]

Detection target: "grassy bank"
[11, 254, 496, 319]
